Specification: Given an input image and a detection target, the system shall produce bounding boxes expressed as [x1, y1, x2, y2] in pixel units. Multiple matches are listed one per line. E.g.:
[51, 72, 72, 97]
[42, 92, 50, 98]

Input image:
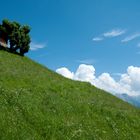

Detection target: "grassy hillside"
[0, 50, 140, 140]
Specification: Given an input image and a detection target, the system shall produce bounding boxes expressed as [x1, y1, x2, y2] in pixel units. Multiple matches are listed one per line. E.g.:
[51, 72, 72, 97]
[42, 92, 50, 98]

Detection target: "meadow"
[0, 50, 140, 140]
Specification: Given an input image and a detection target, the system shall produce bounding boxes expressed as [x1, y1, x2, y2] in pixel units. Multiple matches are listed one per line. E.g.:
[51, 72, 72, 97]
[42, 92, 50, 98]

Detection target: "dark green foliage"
[0, 51, 140, 140]
[0, 19, 31, 55]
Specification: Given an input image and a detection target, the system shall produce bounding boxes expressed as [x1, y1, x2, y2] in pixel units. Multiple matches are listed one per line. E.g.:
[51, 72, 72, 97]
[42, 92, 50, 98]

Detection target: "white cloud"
[30, 42, 46, 51]
[56, 64, 140, 96]
[94, 73, 126, 94]
[56, 67, 74, 79]
[92, 37, 103, 41]
[103, 29, 126, 37]
[92, 29, 126, 42]
[121, 33, 140, 43]
[126, 66, 140, 92]
[74, 64, 95, 82]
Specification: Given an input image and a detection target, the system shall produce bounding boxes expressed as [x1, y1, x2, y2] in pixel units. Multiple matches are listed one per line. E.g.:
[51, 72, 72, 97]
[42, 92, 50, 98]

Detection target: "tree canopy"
[0, 19, 31, 56]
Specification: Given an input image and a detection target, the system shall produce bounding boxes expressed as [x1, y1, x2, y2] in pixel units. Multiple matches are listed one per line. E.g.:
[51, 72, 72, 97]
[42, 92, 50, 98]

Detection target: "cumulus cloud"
[126, 66, 140, 92]
[103, 29, 126, 37]
[56, 64, 140, 96]
[30, 42, 46, 51]
[56, 67, 74, 79]
[74, 64, 95, 82]
[121, 33, 140, 43]
[94, 73, 123, 94]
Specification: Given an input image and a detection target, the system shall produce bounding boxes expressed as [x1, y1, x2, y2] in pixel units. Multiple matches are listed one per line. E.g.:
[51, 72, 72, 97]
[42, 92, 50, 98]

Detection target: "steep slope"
[0, 50, 140, 140]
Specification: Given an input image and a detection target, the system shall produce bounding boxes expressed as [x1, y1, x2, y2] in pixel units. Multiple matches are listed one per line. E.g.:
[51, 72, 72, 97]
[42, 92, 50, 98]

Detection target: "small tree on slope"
[0, 19, 31, 56]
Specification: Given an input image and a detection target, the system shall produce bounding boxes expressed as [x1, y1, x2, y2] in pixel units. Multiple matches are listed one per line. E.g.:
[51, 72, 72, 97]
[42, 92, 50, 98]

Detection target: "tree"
[0, 19, 10, 44]
[0, 19, 31, 56]
[19, 26, 31, 55]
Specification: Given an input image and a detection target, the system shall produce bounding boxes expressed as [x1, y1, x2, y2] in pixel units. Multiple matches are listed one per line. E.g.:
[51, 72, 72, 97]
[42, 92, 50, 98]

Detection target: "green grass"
[0, 50, 140, 140]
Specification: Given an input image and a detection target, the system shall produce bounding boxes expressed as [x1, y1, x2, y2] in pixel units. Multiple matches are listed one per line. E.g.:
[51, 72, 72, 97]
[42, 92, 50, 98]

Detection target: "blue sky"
[1, 0, 140, 76]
